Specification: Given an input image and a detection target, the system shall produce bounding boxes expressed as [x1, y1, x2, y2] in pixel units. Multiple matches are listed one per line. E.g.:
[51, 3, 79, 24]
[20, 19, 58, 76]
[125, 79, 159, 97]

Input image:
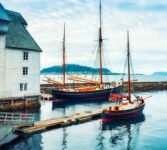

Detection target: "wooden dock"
[14, 109, 103, 135]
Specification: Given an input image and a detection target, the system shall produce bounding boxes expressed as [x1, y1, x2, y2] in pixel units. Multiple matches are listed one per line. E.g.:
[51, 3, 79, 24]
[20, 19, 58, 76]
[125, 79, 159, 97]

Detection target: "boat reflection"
[101, 114, 145, 149]
[52, 100, 109, 111]
[102, 114, 145, 130]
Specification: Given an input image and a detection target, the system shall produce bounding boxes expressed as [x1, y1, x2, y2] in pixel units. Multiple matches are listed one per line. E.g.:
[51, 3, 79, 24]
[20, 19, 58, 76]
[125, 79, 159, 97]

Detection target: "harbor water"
[1, 89, 167, 150]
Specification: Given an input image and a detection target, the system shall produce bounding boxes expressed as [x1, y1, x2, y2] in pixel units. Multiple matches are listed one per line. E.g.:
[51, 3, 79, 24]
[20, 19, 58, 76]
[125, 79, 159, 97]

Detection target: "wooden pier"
[14, 109, 102, 135]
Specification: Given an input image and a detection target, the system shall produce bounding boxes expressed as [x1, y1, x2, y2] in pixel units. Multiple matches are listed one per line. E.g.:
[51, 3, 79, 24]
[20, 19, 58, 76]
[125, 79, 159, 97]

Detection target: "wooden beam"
[70, 75, 101, 84]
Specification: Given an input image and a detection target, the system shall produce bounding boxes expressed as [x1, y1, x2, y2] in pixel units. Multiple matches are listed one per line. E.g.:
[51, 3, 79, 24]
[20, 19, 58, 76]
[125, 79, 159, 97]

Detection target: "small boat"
[44, 0, 123, 105]
[102, 31, 151, 123]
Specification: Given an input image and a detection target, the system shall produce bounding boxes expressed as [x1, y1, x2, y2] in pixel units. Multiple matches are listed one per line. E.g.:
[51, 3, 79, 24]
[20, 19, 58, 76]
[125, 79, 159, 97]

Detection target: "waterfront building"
[0, 3, 42, 110]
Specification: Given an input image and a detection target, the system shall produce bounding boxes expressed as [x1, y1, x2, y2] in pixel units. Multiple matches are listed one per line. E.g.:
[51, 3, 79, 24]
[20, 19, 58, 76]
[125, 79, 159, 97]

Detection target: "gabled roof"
[0, 3, 11, 22]
[5, 10, 42, 52]
[7, 10, 27, 26]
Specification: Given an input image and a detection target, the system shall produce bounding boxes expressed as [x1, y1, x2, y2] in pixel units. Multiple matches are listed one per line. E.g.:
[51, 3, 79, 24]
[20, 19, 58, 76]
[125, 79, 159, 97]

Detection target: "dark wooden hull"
[52, 85, 122, 104]
[102, 103, 145, 123]
[102, 113, 145, 130]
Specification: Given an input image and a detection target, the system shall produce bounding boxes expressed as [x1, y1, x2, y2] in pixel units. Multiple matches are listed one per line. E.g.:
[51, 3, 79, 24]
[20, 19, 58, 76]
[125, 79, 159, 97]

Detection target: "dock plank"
[14, 109, 103, 135]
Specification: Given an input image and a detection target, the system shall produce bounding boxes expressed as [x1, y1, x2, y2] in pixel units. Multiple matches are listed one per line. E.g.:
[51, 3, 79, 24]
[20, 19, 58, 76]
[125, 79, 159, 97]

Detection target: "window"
[24, 83, 27, 90]
[20, 83, 23, 91]
[23, 52, 28, 60]
[20, 83, 28, 91]
[23, 67, 28, 75]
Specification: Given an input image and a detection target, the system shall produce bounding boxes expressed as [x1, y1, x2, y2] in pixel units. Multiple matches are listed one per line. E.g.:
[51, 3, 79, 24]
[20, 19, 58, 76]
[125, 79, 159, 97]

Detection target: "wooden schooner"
[45, 0, 123, 105]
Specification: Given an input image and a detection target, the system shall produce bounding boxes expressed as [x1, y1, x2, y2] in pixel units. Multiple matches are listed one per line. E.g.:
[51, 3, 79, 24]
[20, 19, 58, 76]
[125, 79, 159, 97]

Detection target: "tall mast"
[127, 30, 131, 103]
[63, 23, 66, 88]
[99, 0, 103, 85]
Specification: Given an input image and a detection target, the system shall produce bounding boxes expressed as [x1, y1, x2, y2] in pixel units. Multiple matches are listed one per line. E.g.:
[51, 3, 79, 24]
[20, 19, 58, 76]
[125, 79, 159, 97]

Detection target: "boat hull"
[102, 103, 145, 123]
[52, 85, 122, 104]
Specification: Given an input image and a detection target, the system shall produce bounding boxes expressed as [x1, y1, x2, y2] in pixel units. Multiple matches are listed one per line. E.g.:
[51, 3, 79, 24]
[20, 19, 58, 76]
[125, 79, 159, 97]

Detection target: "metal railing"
[0, 112, 35, 125]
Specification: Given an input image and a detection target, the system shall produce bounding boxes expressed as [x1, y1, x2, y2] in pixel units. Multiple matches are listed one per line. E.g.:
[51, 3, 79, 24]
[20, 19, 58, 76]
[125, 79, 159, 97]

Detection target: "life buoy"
[23, 114, 27, 119]
[113, 105, 120, 111]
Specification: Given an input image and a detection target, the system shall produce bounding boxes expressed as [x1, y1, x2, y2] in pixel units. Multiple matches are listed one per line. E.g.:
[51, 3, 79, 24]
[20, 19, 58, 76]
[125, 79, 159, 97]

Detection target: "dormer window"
[23, 52, 28, 60]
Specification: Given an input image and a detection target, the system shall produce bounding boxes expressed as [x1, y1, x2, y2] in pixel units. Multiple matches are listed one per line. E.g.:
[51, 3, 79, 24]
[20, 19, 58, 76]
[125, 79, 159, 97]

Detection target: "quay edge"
[0, 95, 41, 111]
[40, 81, 167, 95]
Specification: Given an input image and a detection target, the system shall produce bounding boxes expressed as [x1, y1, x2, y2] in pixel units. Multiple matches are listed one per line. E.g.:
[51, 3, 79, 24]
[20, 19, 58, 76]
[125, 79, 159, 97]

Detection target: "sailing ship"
[45, 0, 123, 104]
[102, 31, 151, 123]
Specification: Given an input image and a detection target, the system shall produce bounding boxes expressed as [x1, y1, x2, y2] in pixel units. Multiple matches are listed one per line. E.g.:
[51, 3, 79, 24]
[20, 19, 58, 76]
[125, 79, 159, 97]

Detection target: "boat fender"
[63, 120, 68, 123]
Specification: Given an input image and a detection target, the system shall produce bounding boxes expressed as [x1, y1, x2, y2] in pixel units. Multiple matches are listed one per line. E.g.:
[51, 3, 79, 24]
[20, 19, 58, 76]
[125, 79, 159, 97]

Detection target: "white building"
[0, 3, 42, 105]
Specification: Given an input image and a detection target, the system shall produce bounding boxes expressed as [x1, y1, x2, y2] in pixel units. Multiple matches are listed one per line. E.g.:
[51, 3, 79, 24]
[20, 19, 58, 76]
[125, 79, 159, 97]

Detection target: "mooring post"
[24, 97, 27, 108]
[11, 99, 14, 109]
[37, 96, 41, 107]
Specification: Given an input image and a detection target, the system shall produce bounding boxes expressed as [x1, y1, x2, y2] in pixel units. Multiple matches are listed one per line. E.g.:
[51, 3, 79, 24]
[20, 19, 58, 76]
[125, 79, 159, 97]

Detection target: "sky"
[1, 0, 167, 74]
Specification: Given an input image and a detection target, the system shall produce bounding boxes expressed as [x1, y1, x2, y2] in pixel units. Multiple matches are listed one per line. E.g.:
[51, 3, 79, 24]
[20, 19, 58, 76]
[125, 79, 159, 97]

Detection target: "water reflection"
[52, 101, 107, 110]
[62, 128, 68, 150]
[101, 114, 145, 150]
[96, 125, 105, 150]
[62, 108, 68, 150]
[0, 134, 43, 150]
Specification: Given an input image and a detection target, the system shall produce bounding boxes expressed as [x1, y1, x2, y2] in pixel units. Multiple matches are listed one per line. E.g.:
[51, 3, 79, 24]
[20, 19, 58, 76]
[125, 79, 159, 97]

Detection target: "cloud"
[1, 0, 167, 74]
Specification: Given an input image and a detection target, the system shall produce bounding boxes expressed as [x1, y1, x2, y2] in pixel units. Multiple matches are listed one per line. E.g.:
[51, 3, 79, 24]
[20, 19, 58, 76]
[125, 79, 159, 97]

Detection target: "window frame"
[23, 52, 29, 60]
[24, 83, 27, 91]
[20, 83, 23, 91]
[19, 83, 28, 91]
[23, 67, 28, 75]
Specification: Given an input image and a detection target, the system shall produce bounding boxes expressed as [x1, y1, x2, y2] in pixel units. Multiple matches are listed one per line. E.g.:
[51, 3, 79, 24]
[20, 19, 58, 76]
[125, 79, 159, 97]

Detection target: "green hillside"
[40, 64, 117, 75]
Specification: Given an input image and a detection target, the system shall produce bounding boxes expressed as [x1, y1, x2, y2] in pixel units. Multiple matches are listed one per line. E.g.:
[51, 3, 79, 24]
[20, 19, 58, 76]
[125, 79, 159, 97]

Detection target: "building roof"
[0, 3, 11, 22]
[5, 10, 42, 52]
[7, 10, 27, 26]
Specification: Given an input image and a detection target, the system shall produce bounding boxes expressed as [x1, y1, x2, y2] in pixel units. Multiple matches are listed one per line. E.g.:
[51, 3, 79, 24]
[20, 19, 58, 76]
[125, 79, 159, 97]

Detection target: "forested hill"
[152, 72, 167, 75]
[40, 64, 118, 75]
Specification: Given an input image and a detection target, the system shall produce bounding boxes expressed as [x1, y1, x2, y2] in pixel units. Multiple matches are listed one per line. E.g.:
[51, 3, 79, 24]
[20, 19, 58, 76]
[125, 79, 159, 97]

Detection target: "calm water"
[2, 90, 167, 150]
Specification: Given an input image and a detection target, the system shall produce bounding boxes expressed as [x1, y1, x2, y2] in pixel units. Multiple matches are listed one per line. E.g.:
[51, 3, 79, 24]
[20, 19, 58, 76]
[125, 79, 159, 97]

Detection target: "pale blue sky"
[1, 0, 167, 74]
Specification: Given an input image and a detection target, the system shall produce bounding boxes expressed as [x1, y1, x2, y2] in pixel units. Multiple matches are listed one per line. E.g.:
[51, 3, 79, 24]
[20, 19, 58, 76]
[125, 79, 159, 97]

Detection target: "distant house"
[0, 3, 42, 109]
